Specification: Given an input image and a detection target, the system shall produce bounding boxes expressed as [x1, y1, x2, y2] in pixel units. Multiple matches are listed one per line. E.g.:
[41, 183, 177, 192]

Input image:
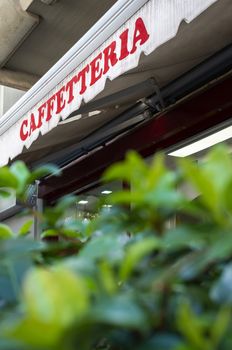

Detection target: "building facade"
[0, 0, 232, 235]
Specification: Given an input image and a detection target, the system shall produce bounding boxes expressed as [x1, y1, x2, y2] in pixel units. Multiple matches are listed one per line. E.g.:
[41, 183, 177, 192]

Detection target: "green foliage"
[0, 161, 60, 201]
[1, 267, 90, 349]
[1, 145, 232, 349]
[0, 224, 14, 239]
[19, 220, 33, 236]
[42, 195, 89, 241]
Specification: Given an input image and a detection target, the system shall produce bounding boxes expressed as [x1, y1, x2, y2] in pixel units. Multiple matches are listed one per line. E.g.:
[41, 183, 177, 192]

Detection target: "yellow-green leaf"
[0, 224, 14, 239]
[23, 267, 89, 327]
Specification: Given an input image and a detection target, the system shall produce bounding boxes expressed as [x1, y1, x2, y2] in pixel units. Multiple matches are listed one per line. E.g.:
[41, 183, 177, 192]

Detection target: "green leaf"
[55, 195, 77, 212]
[108, 191, 144, 206]
[19, 220, 33, 236]
[60, 228, 80, 238]
[223, 178, 232, 212]
[3, 317, 62, 348]
[43, 196, 77, 226]
[210, 307, 231, 347]
[138, 334, 181, 350]
[0, 224, 14, 239]
[162, 226, 206, 251]
[147, 152, 167, 188]
[61, 219, 89, 240]
[0, 238, 43, 257]
[211, 263, 232, 304]
[103, 151, 148, 187]
[177, 302, 208, 349]
[91, 294, 148, 330]
[0, 167, 18, 189]
[10, 161, 30, 195]
[99, 260, 117, 294]
[23, 266, 89, 326]
[27, 164, 61, 184]
[120, 237, 160, 281]
[41, 229, 59, 238]
[179, 157, 218, 216]
[145, 185, 185, 209]
[0, 338, 25, 350]
[79, 233, 125, 263]
[204, 145, 232, 192]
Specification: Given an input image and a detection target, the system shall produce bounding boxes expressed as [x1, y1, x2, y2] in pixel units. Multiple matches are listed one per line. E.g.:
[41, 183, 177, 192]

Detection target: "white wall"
[0, 190, 16, 213]
[0, 85, 25, 118]
[0, 85, 32, 236]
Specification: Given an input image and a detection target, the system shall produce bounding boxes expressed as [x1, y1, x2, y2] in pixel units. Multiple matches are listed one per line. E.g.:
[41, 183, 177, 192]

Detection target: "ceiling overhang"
[0, 0, 39, 67]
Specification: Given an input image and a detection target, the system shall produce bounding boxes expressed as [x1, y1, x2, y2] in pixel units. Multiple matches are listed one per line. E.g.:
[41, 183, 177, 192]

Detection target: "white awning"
[0, 0, 219, 166]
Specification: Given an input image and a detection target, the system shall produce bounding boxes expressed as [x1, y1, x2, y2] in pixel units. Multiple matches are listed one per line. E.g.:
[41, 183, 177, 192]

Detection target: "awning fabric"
[0, 0, 218, 166]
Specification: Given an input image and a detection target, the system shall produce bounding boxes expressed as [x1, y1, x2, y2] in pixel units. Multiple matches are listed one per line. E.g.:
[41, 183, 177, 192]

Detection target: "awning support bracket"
[143, 83, 166, 112]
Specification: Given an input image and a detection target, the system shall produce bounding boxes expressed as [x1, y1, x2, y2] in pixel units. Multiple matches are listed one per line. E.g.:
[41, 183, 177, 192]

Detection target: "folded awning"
[0, 0, 221, 165]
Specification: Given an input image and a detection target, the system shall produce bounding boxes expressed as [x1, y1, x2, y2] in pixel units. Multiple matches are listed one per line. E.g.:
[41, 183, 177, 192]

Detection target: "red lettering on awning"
[19, 16, 150, 142]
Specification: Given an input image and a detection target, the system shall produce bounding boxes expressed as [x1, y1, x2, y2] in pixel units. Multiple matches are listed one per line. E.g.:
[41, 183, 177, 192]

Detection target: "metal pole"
[33, 180, 43, 240]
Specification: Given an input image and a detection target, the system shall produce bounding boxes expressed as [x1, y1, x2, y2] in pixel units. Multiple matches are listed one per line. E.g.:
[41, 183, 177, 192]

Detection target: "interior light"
[103, 204, 112, 208]
[169, 125, 232, 157]
[78, 200, 88, 205]
[101, 190, 112, 194]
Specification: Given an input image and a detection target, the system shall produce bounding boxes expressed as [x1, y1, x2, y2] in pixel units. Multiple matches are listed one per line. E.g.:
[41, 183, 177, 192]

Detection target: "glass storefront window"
[64, 181, 122, 223]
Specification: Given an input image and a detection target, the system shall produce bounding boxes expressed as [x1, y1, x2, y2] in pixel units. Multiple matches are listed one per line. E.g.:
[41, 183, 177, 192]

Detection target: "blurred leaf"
[2, 146, 232, 349]
[0, 272, 18, 303]
[210, 307, 231, 347]
[147, 153, 166, 188]
[44, 196, 77, 227]
[177, 302, 208, 349]
[145, 184, 185, 209]
[55, 195, 77, 212]
[138, 333, 181, 350]
[0, 224, 14, 239]
[0, 256, 35, 303]
[162, 226, 206, 251]
[60, 228, 81, 239]
[0, 167, 18, 189]
[91, 294, 148, 330]
[43, 207, 61, 227]
[120, 237, 160, 281]
[19, 220, 33, 236]
[62, 256, 97, 279]
[223, 178, 232, 212]
[179, 157, 218, 218]
[103, 151, 148, 187]
[41, 229, 58, 238]
[108, 191, 144, 206]
[3, 316, 62, 348]
[27, 164, 61, 184]
[60, 219, 89, 241]
[23, 266, 89, 326]
[211, 263, 232, 304]
[99, 260, 117, 294]
[0, 338, 25, 350]
[79, 233, 125, 263]
[0, 238, 44, 258]
[203, 145, 232, 192]
[10, 162, 30, 195]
